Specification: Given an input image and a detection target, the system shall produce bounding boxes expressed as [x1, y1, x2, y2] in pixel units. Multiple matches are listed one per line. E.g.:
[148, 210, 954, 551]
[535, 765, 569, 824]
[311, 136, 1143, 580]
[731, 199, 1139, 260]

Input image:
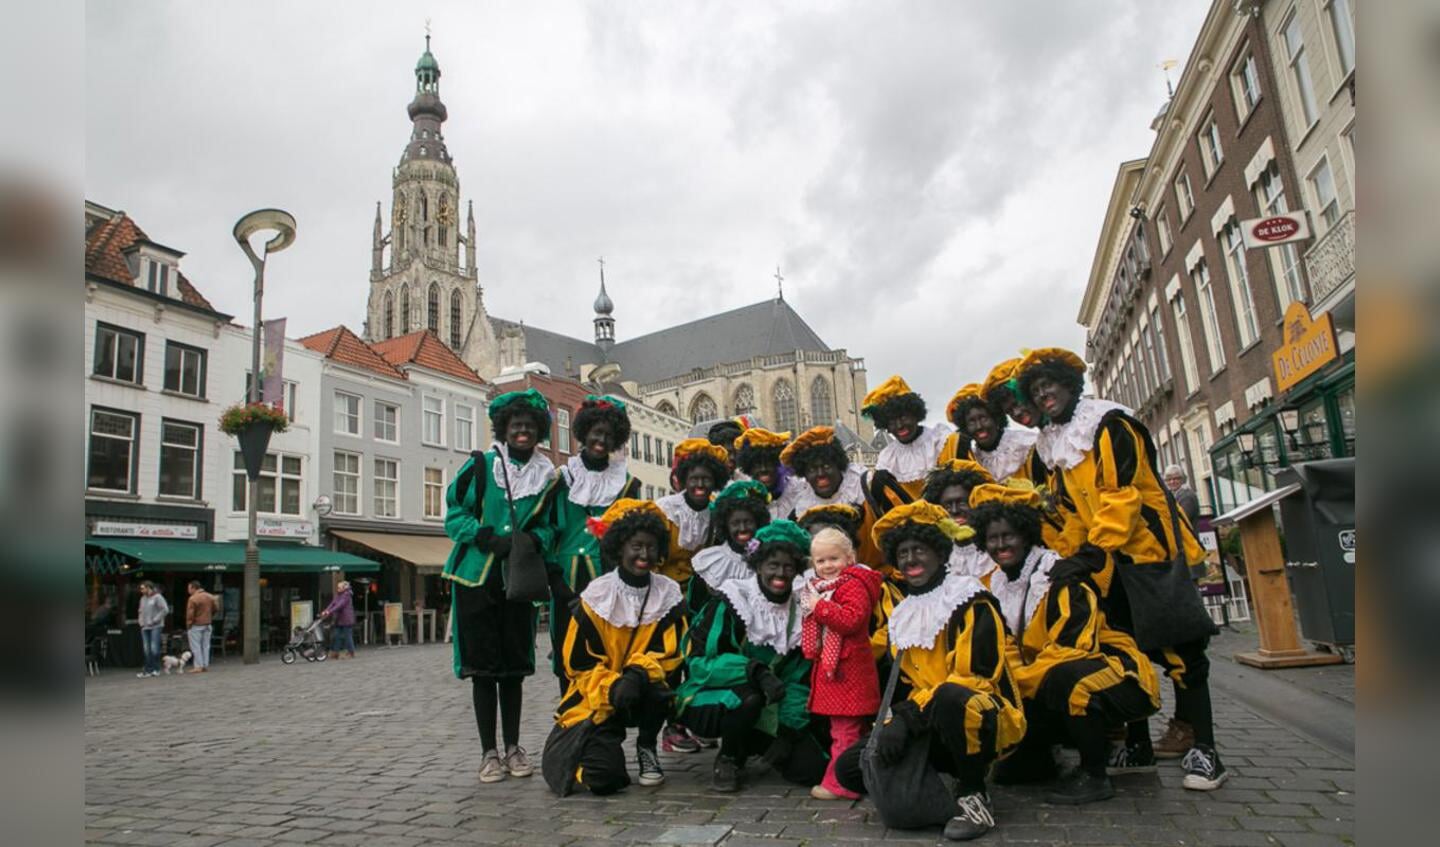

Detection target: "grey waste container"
[1276, 458, 1355, 657]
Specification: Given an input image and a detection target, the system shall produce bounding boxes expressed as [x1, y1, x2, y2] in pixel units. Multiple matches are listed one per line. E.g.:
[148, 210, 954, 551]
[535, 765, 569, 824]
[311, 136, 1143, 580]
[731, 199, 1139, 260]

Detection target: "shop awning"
[84, 539, 380, 574]
[330, 530, 452, 573]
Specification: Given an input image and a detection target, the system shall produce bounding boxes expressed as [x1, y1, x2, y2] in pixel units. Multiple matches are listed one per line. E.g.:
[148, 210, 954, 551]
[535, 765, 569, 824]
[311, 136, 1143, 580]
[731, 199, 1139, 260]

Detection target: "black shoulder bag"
[859, 640, 955, 829]
[495, 445, 551, 604]
[1112, 488, 1219, 651]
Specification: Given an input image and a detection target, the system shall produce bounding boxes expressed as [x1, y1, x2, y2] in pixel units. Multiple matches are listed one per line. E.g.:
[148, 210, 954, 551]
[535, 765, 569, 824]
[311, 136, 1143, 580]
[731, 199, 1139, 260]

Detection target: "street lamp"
[233, 209, 297, 665]
[1235, 430, 1257, 468]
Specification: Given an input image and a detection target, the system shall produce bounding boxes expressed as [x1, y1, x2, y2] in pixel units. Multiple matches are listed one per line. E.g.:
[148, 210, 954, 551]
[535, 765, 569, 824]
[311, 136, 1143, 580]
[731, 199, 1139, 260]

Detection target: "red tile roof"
[299, 326, 408, 380]
[83, 208, 218, 312]
[371, 330, 488, 386]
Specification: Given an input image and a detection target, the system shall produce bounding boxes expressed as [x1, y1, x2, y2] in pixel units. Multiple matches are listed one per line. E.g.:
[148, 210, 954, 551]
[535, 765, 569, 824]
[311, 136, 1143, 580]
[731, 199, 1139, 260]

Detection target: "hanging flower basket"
[220, 403, 289, 482]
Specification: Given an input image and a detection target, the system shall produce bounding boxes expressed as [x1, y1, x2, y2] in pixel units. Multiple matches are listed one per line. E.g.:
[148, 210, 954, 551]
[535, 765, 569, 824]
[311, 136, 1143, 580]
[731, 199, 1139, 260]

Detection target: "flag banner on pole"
[260, 318, 287, 410]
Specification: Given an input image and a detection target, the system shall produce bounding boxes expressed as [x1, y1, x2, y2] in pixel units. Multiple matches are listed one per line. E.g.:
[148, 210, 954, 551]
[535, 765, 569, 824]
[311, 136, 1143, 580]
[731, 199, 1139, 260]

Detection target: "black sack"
[1113, 490, 1219, 651]
[859, 649, 954, 829]
[541, 718, 596, 797]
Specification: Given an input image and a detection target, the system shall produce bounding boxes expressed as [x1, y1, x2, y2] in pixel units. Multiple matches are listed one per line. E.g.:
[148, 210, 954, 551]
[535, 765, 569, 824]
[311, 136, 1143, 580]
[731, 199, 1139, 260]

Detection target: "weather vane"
[1158, 59, 1178, 97]
[774, 265, 784, 300]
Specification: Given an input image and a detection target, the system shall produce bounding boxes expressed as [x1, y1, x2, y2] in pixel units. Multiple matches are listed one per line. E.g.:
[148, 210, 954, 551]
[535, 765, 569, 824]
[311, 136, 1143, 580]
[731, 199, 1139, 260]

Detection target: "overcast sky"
[86, 1, 1208, 415]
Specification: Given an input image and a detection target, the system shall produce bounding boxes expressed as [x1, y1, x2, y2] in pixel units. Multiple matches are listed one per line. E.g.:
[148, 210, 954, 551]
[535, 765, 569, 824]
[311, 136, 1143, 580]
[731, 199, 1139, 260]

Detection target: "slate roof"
[299, 326, 408, 380]
[372, 330, 487, 386]
[84, 207, 220, 313]
[491, 297, 831, 385]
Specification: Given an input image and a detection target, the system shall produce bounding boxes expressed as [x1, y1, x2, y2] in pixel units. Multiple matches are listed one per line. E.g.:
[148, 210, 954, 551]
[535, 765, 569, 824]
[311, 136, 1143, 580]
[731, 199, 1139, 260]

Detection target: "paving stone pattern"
[86, 639, 1354, 846]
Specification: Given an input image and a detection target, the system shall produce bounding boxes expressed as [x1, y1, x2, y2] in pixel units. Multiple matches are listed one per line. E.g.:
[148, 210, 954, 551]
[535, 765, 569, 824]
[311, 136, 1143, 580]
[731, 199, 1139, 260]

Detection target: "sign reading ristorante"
[1272, 302, 1339, 393]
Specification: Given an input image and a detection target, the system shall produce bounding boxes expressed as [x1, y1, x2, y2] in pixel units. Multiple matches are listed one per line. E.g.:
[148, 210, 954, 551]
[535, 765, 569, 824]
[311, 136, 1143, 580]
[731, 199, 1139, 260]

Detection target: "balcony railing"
[1305, 209, 1355, 306]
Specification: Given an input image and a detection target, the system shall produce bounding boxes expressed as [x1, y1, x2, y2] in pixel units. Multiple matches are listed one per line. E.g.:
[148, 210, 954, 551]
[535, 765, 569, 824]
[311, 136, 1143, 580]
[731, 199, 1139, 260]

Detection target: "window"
[146, 260, 170, 296]
[333, 452, 360, 515]
[1171, 293, 1201, 394]
[233, 452, 302, 515]
[1174, 172, 1195, 221]
[334, 391, 361, 435]
[455, 404, 475, 451]
[1192, 260, 1226, 373]
[1328, 0, 1355, 78]
[401, 287, 411, 332]
[644, 434, 653, 463]
[88, 408, 138, 492]
[374, 401, 399, 443]
[383, 291, 394, 339]
[1254, 162, 1307, 306]
[1283, 10, 1319, 129]
[665, 441, 674, 466]
[1231, 50, 1262, 119]
[688, 393, 718, 424]
[1310, 156, 1341, 231]
[374, 458, 399, 518]
[656, 400, 678, 417]
[162, 342, 205, 398]
[427, 283, 440, 332]
[159, 420, 201, 498]
[733, 384, 756, 414]
[1134, 337, 1155, 399]
[424, 467, 444, 519]
[1150, 303, 1172, 382]
[1220, 220, 1260, 347]
[631, 432, 640, 459]
[772, 379, 798, 434]
[449, 289, 463, 349]
[422, 396, 444, 445]
[557, 409, 571, 454]
[93, 324, 144, 384]
[645, 484, 655, 500]
[1198, 112, 1224, 177]
[1154, 205, 1172, 255]
[810, 377, 834, 427]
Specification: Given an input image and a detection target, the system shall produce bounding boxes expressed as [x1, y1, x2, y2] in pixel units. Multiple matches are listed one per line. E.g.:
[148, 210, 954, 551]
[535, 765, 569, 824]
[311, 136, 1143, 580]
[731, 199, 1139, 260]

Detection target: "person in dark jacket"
[320, 581, 357, 659]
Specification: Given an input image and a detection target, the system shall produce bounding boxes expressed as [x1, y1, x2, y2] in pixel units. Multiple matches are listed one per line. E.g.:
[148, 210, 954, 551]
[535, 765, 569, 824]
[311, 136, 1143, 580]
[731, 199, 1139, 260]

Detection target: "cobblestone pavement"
[86, 637, 1355, 846]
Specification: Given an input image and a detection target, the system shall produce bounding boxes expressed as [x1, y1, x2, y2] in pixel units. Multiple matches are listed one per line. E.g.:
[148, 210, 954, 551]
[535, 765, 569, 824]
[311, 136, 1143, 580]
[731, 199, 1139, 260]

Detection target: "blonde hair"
[810, 527, 855, 560]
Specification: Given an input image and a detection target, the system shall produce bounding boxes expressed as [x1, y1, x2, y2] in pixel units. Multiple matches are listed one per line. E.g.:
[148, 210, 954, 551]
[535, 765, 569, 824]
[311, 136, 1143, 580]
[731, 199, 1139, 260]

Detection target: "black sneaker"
[1045, 769, 1116, 805]
[943, 792, 994, 841]
[1106, 740, 1158, 775]
[636, 744, 664, 787]
[711, 754, 741, 793]
[1181, 744, 1228, 791]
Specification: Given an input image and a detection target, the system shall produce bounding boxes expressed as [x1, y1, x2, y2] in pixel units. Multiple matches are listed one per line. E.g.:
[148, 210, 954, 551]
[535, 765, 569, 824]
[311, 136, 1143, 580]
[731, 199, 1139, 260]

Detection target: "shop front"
[84, 539, 378, 665]
[328, 529, 452, 644]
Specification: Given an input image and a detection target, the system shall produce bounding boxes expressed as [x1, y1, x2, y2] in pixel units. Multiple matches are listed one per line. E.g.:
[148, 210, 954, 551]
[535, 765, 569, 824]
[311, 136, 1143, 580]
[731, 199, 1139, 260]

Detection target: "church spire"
[594, 257, 616, 358]
[402, 32, 451, 165]
[371, 201, 384, 275]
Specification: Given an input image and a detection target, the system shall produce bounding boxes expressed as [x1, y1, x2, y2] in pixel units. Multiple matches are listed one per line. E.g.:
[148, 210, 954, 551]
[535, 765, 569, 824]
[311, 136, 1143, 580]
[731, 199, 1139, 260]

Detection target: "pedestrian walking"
[319, 581, 357, 659]
[184, 581, 219, 673]
[136, 581, 169, 678]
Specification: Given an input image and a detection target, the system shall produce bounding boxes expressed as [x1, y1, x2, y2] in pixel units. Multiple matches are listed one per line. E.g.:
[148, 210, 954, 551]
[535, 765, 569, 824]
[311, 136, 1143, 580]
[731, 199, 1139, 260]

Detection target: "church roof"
[371, 330, 487, 386]
[490, 297, 831, 385]
[299, 326, 408, 380]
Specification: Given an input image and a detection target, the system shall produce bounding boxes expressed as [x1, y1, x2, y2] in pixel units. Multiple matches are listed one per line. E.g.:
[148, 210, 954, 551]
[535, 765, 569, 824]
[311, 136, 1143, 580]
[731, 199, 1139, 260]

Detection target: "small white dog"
[161, 651, 192, 675]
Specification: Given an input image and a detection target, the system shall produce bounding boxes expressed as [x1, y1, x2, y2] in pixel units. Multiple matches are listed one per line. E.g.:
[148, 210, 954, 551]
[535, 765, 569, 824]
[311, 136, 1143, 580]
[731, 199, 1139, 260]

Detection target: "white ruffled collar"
[948, 544, 997, 581]
[560, 454, 630, 507]
[1035, 399, 1132, 471]
[887, 572, 986, 653]
[988, 547, 1057, 636]
[717, 577, 802, 654]
[974, 427, 1038, 482]
[491, 444, 555, 499]
[656, 491, 712, 551]
[691, 544, 750, 588]
[791, 465, 866, 515]
[876, 423, 955, 483]
[580, 570, 683, 629]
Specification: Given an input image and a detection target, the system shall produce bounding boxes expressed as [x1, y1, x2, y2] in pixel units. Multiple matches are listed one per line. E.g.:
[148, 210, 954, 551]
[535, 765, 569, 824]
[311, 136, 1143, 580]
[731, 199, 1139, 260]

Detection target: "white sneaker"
[636, 745, 665, 787]
[478, 751, 507, 783]
[503, 745, 534, 778]
[1181, 744, 1229, 791]
[135, 671, 149, 679]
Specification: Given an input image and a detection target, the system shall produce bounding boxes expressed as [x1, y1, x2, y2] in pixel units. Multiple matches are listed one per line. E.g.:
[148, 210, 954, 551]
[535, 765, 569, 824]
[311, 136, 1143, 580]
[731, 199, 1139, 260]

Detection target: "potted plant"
[220, 402, 289, 481]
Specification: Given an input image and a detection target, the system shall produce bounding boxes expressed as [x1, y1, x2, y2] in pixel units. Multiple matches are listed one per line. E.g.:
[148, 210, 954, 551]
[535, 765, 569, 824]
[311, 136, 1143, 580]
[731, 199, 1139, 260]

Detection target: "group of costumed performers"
[437, 350, 1222, 839]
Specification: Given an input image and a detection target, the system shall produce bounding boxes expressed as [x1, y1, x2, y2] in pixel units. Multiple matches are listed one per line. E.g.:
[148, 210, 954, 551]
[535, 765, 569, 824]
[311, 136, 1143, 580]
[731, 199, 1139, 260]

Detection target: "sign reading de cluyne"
[1272, 302, 1339, 393]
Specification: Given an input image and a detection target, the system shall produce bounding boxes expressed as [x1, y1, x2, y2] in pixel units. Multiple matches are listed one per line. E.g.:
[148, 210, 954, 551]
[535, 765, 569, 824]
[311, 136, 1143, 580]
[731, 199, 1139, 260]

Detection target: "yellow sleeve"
[624, 603, 687, 684]
[561, 606, 623, 722]
[1089, 420, 1145, 553]
[945, 597, 1007, 695]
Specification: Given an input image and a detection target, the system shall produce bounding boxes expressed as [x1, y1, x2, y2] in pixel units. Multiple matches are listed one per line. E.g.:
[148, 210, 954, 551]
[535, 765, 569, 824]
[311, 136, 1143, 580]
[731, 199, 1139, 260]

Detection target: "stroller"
[281, 618, 328, 665]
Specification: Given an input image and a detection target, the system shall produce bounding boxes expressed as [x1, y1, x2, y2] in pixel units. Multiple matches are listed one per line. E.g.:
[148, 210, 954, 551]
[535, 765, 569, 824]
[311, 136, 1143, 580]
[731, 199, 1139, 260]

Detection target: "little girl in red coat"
[798, 527, 883, 800]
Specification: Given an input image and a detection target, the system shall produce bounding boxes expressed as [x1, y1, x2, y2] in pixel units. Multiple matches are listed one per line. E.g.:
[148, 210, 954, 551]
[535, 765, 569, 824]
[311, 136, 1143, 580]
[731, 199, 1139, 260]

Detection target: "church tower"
[366, 34, 499, 377]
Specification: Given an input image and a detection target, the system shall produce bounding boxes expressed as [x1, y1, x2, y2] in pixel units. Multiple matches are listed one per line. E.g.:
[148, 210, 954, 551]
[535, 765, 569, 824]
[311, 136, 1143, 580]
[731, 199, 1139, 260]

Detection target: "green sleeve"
[683, 599, 752, 691]
[445, 456, 485, 544]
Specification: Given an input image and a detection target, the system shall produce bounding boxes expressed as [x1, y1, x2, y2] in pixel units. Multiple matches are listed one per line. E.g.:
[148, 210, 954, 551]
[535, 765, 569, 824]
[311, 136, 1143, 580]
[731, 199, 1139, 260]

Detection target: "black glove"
[873, 704, 916, 765]
[609, 668, 646, 710]
[867, 469, 911, 511]
[1048, 544, 1106, 585]
[754, 666, 787, 705]
[486, 533, 514, 557]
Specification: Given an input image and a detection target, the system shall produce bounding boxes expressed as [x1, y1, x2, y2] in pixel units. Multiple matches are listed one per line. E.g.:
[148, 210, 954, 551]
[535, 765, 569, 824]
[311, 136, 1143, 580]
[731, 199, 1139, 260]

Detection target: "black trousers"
[684, 686, 828, 785]
[833, 682, 997, 797]
[1002, 660, 1158, 781]
[569, 684, 671, 796]
[453, 566, 538, 680]
[1103, 575, 1214, 747]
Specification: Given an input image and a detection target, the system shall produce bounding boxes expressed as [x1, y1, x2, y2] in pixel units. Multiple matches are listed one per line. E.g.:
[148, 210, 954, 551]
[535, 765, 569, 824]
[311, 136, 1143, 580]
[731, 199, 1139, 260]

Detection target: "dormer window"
[146, 259, 171, 296]
[123, 239, 184, 300]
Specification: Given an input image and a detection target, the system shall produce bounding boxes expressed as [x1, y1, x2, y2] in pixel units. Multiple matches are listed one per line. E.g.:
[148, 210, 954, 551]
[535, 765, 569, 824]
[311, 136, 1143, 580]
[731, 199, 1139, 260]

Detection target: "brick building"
[1079, 0, 1354, 516]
